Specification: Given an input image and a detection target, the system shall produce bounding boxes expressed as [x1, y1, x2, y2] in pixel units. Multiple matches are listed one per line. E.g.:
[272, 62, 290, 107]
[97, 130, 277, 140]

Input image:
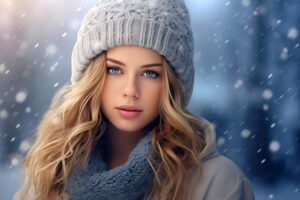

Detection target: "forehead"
[106, 45, 162, 64]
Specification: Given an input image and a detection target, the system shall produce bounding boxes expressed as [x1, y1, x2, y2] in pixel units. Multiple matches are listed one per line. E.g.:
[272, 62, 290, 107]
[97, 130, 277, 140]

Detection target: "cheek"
[143, 84, 162, 106]
[102, 79, 119, 99]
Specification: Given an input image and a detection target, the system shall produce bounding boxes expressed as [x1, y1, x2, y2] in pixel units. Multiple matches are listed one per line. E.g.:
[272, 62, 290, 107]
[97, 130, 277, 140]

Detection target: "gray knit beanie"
[71, 0, 195, 105]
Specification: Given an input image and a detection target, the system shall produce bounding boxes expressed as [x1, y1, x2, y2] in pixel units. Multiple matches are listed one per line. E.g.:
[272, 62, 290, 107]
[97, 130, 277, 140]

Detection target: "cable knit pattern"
[66, 133, 154, 200]
[71, 0, 195, 105]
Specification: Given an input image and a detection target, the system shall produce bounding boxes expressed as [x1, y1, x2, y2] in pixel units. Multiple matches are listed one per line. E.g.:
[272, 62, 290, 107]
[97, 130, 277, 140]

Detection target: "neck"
[104, 124, 148, 169]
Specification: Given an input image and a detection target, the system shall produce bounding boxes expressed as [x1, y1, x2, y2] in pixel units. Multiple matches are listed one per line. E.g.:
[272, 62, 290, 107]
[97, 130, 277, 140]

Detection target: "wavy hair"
[16, 51, 213, 200]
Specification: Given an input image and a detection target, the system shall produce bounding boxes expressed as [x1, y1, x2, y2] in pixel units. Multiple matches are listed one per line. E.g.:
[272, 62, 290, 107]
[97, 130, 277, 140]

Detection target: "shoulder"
[191, 154, 255, 200]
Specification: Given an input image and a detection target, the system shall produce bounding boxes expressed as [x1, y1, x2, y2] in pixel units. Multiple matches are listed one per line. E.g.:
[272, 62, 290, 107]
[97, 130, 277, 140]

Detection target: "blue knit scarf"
[66, 132, 154, 200]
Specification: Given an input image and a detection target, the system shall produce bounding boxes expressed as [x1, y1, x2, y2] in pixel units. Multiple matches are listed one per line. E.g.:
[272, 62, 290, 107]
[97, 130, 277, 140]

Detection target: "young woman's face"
[101, 45, 163, 133]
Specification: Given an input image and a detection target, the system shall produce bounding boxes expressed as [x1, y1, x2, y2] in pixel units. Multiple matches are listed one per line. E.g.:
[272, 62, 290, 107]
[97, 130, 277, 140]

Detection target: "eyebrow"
[106, 58, 162, 68]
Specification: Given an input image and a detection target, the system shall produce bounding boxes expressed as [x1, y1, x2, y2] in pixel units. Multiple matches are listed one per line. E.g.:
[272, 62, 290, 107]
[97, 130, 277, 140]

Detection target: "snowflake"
[276, 19, 282, 25]
[16, 123, 21, 128]
[15, 91, 27, 103]
[262, 89, 273, 100]
[241, 129, 251, 138]
[54, 82, 59, 88]
[19, 40, 29, 50]
[270, 123, 276, 128]
[242, 0, 250, 7]
[280, 47, 288, 60]
[62, 32, 68, 38]
[0, 109, 9, 119]
[269, 140, 280, 152]
[262, 104, 269, 111]
[49, 62, 59, 72]
[0, 63, 5, 74]
[69, 19, 81, 31]
[287, 27, 298, 40]
[19, 140, 32, 153]
[76, 7, 82, 12]
[234, 79, 243, 89]
[25, 107, 32, 113]
[267, 73, 273, 78]
[45, 44, 57, 57]
[217, 137, 225, 146]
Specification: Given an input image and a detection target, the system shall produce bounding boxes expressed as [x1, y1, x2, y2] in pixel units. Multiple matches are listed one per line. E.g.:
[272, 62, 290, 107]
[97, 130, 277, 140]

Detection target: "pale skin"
[101, 45, 163, 169]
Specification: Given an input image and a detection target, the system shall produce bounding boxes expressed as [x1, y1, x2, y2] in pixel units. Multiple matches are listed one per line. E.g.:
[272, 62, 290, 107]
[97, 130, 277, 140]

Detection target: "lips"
[116, 105, 143, 118]
[116, 105, 143, 112]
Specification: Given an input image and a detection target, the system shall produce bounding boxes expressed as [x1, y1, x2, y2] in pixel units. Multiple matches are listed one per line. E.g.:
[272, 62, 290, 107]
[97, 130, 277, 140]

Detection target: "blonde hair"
[16, 51, 213, 200]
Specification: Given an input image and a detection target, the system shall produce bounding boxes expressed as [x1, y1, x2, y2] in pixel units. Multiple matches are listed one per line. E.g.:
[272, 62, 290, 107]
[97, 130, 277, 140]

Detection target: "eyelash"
[106, 66, 160, 79]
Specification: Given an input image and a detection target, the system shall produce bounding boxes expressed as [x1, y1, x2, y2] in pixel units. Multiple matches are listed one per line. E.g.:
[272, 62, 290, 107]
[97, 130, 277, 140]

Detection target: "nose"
[123, 74, 140, 99]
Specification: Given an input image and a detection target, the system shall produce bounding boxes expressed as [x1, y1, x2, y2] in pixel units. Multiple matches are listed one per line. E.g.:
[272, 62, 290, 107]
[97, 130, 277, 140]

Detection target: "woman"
[14, 0, 255, 199]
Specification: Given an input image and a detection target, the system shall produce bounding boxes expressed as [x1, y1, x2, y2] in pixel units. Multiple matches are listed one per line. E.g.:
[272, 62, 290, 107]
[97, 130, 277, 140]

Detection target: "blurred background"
[0, 0, 299, 199]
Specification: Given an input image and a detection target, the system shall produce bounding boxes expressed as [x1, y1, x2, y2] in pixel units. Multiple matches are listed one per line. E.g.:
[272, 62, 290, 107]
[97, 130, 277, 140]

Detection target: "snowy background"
[0, 0, 299, 199]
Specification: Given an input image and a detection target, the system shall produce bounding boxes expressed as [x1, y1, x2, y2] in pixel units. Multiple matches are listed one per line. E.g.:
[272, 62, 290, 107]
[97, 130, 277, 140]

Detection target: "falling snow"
[0, 109, 9, 119]
[262, 89, 273, 100]
[15, 123, 21, 129]
[268, 73, 273, 79]
[280, 47, 289, 60]
[45, 44, 57, 57]
[0, 63, 5, 73]
[19, 140, 32, 153]
[53, 82, 59, 87]
[69, 19, 81, 30]
[10, 137, 15, 142]
[270, 123, 276, 128]
[242, 0, 250, 7]
[217, 137, 225, 146]
[49, 62, 59, 72]
[62, 32, 68, 38]
[19, 40, 29, 51]
[15, 91, 27, 104]
[287, 27, 298, 40]
[234, 79, 243, 89]
[10, 157, 19, 166]
[76, 7, 82, 12]
[269, 140, 280, 152]
[262, 104, 269, 111]
[276, 19, 282, 25]
[20, 12, 26, 18]
[241, 129, 251, 138]
[0, 1, 299, 200]
[25, 107, 32, 113]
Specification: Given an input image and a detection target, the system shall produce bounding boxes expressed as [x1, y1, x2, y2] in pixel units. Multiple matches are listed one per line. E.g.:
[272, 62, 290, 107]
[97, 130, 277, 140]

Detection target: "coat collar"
[199, 120, 219, 161]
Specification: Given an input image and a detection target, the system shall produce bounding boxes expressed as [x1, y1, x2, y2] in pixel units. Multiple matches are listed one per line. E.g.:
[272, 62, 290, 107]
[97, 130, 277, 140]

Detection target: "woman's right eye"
[107, 67, 121, 75]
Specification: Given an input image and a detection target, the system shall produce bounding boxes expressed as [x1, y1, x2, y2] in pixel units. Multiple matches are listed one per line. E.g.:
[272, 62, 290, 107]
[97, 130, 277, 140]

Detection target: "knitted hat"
[71, 0, 195, 105]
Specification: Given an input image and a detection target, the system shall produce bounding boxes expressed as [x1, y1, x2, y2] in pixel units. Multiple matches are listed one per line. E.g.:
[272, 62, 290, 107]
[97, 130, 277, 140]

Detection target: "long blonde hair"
[17, 51, 212, 200]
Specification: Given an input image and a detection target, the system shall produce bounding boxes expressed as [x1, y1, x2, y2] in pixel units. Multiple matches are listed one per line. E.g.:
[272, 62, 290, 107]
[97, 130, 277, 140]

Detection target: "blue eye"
[144, 71, 159, 78]
[107, 67, 121, 74]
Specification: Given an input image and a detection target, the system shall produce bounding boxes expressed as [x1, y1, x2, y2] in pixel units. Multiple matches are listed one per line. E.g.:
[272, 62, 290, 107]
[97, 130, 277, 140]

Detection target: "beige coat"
[14, 128, 255, 200]
[191, 128, 255, 200]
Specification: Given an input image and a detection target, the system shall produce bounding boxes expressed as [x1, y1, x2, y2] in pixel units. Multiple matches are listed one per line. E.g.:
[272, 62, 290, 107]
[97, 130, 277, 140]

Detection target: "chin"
[112, 121, 147, 133]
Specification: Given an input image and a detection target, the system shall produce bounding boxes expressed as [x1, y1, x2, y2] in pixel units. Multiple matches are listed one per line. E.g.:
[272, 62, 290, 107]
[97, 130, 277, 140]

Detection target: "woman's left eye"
[143, 71, 159, 78]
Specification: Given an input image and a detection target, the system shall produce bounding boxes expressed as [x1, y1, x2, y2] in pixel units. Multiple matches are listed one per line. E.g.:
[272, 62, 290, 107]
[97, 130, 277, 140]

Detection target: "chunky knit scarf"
[66, 132, 154, 200]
